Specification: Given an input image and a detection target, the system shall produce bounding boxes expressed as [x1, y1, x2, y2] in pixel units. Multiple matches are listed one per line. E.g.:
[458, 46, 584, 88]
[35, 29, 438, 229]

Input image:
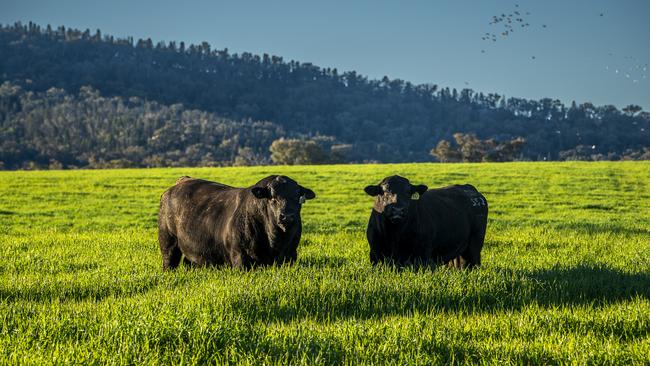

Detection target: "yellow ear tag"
[411, 192, 420, 200]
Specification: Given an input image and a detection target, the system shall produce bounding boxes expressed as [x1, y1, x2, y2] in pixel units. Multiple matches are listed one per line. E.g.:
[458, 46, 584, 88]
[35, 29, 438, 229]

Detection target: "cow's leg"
[464, 226, 486, 269]
[159, 229, 182, 270]
[369, 250, 383, 266]
[228, 249, 251, 269]
[447, 256, 466, 269]
[283, 250, 297, 265]
[182, 257, 195, 268]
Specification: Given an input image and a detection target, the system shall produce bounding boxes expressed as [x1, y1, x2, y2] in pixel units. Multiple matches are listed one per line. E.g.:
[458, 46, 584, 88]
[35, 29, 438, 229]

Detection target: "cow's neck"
[231, 196, 270, 255]
[380, 208, 418, 241]
[243, 197, 291, 256]
[378, 207, 419, 262]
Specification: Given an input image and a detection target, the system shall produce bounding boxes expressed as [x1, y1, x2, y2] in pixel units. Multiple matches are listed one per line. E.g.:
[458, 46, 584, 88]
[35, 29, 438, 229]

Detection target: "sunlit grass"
[1, 162, 649, 364]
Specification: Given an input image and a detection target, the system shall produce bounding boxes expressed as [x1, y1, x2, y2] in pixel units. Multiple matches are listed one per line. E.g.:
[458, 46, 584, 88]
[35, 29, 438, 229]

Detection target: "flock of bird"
[477, 5, 646, 85]
[480, 4, 541, 58]
[605, 55, 648, 85]
[481, 4, 534, 44]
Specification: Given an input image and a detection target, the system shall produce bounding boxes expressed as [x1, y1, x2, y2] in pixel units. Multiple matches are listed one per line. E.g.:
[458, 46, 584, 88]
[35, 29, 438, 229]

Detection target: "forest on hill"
[1, 22, 649, 169]
[0, 82, 283, 169]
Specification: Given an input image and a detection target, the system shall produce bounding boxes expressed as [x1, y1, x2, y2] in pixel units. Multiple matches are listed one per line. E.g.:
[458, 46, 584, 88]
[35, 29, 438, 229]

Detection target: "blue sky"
[2, 0, 649, 110]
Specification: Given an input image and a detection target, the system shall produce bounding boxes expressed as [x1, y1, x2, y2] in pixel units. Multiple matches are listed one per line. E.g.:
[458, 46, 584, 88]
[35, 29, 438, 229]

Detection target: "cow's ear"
[364, 185, 381, 196]
[300, 187, 316, 200]
[411, 184, 428, 195]
[251, 186, 271, 199]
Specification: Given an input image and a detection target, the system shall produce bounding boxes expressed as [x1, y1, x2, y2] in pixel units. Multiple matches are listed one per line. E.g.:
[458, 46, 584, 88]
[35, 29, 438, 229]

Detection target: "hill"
[0, 82, 282, 169]
[1, 22, 649, 168]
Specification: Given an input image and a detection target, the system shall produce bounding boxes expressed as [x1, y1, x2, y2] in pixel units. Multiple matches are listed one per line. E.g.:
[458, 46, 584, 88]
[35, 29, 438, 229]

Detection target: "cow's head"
[251, 175, 315, 231]
[364, 175, 427, 224]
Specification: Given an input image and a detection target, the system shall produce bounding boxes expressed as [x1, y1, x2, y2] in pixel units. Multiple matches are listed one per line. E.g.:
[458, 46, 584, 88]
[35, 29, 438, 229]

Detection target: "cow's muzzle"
[279, 213, 296, 225]
[386, 206, 406, 223]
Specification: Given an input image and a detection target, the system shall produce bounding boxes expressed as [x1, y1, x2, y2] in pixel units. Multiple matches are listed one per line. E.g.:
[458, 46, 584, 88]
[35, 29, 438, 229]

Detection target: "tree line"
[1, 22, 649, 168]
[431, 134, 527, 163]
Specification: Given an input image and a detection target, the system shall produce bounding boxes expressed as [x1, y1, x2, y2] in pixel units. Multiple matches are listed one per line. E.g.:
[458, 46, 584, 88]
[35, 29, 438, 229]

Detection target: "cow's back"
[417, 184, 487, 258]
[160, 178, 233, 228]
[423, 184, 487, 215]
[159, 178, 241, 265]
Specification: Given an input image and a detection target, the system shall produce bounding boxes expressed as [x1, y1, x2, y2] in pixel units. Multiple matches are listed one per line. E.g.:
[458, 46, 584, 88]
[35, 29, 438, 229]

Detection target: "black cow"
[158, 175, 315, 269]
[364, 175, 488, 268]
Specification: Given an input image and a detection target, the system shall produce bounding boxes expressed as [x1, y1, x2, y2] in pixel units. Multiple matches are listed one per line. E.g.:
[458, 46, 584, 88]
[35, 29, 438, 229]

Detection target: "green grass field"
[1, 162, 649, 365]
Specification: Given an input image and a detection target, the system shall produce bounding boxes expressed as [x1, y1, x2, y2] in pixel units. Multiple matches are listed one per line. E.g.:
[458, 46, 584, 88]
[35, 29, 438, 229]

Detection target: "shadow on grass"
[0, 261, 100, 276]
[228, 263, 649, 322]
[529, 264, 649, 302]
[552, 221, 650, 236]
[575, 204, 614, 211]
[2, 261, 647, 320]
[0, 272, 192, 303]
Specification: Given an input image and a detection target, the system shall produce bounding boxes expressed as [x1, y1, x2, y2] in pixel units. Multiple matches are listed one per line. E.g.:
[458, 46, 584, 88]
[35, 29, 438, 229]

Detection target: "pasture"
[0, 162, 649, 364]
